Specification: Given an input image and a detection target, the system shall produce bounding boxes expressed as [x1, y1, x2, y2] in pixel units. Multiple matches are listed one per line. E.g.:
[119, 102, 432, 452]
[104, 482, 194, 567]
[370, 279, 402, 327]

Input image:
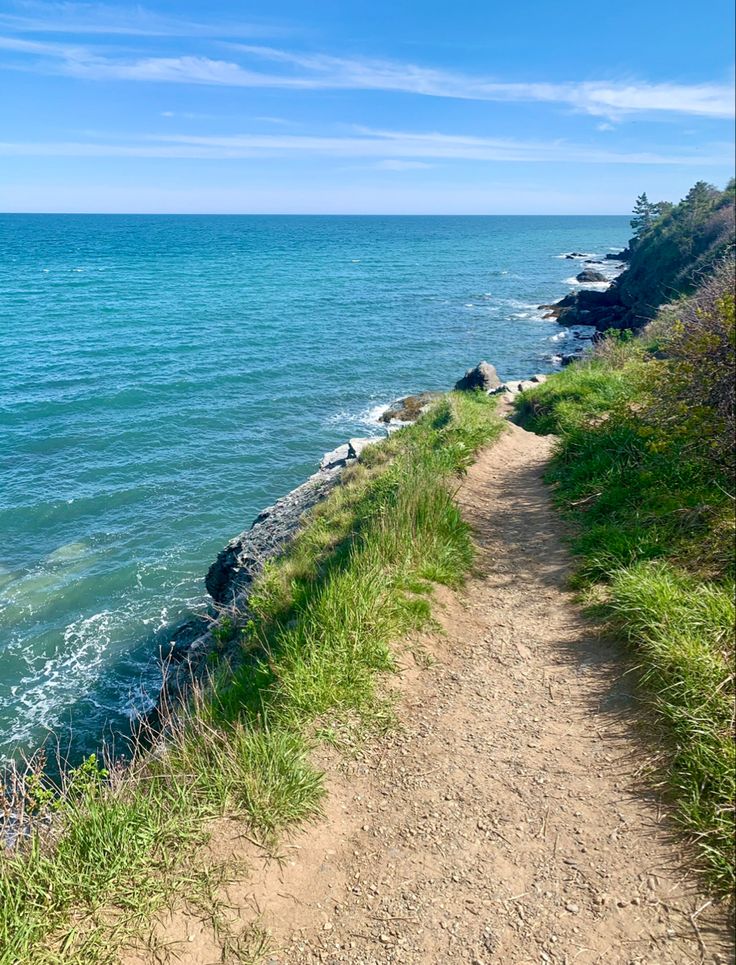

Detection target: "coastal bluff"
[160, 361, 551, 698]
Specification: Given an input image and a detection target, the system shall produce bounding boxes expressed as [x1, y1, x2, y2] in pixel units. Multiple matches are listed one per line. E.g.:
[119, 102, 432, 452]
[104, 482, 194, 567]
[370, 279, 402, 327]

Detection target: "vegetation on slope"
[0, 391, 503, 964]
[516, 258, 736, 890]
[555, 179, 734, 333]
[618, 178, 735, 325]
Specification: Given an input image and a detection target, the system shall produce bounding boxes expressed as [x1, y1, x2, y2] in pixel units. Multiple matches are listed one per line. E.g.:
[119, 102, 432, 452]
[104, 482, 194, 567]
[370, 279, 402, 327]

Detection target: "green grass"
[516, 353, 735, 892]
[514, 355, 643, 435]
[0, 390, 503, 964]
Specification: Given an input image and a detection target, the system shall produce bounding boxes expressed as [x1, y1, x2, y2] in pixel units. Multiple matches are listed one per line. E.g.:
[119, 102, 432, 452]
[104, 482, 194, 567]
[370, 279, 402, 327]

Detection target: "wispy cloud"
[1, 29, 733, 120]
[230, 45, 736, 119]
[0, 2, 277, 38]
[0, 128, 731, 165]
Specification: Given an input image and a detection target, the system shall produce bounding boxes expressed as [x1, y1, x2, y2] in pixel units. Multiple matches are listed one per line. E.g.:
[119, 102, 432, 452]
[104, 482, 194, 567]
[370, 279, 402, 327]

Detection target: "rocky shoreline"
[150, 438, 381, 710]
[152, 364, 551, 711]
[539, 248, 630, 339]
[151, 247, 629, 714]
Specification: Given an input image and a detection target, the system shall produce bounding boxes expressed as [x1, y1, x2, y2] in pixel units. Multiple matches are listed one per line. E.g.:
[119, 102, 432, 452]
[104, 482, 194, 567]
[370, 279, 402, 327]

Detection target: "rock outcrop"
[205, 469, 342, 606]
[540, 286, 627, 331]
[576, 268, 607, 283]
[454, 361, 502, 392]
[380, 392, 443, 424]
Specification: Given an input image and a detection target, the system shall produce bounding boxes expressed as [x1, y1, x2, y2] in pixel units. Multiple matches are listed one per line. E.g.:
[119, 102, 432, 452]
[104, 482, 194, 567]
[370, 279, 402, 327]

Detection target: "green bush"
[646, 256, 735, 480]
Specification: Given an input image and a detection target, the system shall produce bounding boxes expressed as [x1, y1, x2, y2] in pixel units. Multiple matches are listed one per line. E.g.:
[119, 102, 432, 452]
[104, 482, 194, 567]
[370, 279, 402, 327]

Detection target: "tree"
[681, 181, 719, 216]
[678, 181, 720, 253]
[630, 192, 659, 237]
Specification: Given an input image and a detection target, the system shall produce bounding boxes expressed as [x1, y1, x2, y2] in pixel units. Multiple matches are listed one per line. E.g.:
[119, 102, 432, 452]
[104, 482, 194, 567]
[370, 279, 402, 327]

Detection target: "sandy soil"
[127, 418, 734, 965]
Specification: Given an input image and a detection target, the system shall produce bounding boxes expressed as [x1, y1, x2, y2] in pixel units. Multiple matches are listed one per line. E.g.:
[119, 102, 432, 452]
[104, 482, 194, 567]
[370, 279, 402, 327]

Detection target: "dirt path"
[136, 419, 733, 965]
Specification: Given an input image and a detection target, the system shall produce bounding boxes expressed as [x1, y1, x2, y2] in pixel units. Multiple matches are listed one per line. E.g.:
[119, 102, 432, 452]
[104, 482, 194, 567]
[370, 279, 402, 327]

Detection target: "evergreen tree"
[630, 192, 658, 237]
[681, 181, 719, 219]
[678, 181, 719, 253]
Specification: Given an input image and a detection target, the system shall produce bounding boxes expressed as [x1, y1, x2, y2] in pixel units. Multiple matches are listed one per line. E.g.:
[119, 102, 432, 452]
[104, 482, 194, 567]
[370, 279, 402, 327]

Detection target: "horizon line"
[0, 210, 633, 217]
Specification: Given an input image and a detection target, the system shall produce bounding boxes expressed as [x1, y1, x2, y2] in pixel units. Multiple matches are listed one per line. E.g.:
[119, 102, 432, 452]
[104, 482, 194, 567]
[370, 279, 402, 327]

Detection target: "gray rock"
[561, 353, 582, 367]
[576, 268, 607, 283]
[530, 374, 548, 384]
[518, 380, 538, 392]
[205, 468, 343, 605]
[348, 437, 377, 460]
[454, 361, 502, 392]
[320, 443, 352, 471]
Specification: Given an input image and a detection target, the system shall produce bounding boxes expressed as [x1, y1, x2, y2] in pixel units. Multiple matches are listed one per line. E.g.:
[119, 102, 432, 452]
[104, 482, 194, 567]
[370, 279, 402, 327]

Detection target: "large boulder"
[454, 361, 502, 392]
[576, 268, 607, 283]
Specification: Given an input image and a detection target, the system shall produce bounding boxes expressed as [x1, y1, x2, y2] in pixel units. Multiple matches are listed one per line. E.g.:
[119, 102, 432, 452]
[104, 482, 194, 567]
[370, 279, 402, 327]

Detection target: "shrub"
[647, 255, 735, 480]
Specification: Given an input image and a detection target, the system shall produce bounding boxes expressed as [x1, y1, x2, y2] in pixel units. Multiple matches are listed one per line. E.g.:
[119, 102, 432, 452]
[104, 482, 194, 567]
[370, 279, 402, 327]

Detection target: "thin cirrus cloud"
[0, 129, 731, 166]
[0, 30, 733, 121]
[0, 2, 279, 38]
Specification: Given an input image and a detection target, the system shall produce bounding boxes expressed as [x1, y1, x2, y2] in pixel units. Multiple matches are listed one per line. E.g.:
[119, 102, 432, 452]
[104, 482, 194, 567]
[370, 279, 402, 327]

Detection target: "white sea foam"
[0, 610, 114, 751]
[325, 402, 391, 433]
[362, 403, 390, 426]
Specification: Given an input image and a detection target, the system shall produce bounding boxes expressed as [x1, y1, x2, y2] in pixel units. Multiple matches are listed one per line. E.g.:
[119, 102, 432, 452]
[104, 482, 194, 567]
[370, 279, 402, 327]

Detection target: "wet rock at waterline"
[576, 268, 607, 283]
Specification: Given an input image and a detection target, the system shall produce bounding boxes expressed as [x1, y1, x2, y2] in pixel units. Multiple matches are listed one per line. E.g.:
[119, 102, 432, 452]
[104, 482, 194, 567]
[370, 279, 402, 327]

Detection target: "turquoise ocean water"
[0, 215, 629, 762]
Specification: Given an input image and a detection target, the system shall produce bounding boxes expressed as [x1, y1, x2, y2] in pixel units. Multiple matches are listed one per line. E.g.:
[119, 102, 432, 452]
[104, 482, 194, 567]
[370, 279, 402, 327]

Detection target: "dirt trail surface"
[132, 419, 733, 965]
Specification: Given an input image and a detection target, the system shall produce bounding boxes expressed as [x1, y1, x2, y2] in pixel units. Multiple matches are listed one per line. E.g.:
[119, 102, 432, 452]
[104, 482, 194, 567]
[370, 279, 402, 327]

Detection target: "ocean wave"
[510, 311, 546, 321]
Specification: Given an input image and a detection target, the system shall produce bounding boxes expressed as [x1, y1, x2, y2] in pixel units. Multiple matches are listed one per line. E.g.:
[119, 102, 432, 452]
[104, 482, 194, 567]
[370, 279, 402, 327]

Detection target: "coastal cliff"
[542, 179, 735, 332]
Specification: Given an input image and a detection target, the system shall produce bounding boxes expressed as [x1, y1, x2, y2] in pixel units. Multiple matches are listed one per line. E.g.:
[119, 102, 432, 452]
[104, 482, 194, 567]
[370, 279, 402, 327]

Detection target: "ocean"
[0, 214, 629, 762]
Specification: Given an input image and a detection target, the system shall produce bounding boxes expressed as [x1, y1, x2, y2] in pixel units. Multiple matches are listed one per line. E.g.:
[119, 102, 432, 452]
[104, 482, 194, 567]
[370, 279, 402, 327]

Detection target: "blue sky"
[0, 0, 734, 213]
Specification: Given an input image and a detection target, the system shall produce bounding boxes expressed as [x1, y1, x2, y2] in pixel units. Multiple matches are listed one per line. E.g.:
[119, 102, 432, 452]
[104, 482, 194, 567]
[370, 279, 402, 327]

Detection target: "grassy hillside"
[0, 392, 503, 965]
[618, 179, 735, 324]
[516, 260, 735, 890]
